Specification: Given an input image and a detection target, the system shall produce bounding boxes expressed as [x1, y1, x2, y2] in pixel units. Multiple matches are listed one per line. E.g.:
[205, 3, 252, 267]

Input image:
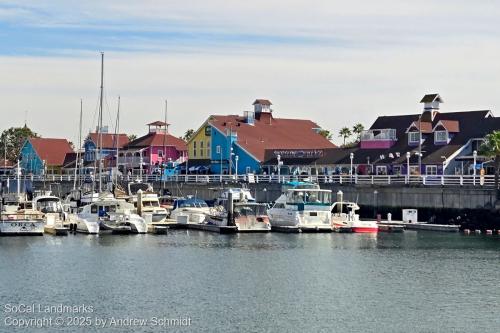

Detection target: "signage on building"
[204, 126, 211, 136]
[272, 149, 324, 159]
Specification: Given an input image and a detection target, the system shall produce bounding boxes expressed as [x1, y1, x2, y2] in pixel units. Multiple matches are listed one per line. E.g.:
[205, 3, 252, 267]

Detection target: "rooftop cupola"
[147, 121, 169, 134]
[252, 99, 273, 123]
[419, 93, 443, 122]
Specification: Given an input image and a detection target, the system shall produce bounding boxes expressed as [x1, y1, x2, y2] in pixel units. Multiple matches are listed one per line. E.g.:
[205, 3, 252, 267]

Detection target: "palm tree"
[479, 131, 500, 189]
[339, 127, 352, 146]
[318, 129, 332, 140]
[183, 129, 195, 142]
[352, 123, 365, 141]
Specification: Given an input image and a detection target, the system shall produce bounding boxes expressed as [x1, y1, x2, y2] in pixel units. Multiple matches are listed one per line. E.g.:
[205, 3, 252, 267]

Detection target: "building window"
[426, 165, 438, 175]
[410, 166, 420, 175]
[216, 145, 221, 154]
[158, 150, 163, 158]
[434, 130, 448, 143]
[408, 132, 420, 144]
[376, 165, 387, 175]
[246, 166, 251, 174]
[200, 142, 204, 157]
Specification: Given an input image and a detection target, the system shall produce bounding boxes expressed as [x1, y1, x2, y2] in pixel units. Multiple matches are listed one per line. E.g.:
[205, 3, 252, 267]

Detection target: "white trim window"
[408, 132, 420, 144]
[216, 145, 221, 154]
[410, 166, 420, 175]
[158, 150, 164, 158]
[245, 166, 251, 174]
[376, 165, 387, 175]
[426, 165, 438, 175]
[434, 130, 448, 143]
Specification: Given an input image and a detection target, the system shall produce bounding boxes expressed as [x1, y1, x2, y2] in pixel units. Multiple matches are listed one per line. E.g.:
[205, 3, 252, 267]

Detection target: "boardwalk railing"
[0, 174, 496, 187]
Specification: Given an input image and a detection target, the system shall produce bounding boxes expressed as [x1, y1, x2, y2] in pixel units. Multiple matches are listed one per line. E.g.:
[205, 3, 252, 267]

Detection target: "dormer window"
[408, 132, 420, 144]
[434, 130, 448, 143]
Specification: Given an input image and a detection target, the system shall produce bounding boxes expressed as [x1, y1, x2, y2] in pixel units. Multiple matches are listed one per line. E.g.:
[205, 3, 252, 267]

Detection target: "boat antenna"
[98, 52, 104, 193]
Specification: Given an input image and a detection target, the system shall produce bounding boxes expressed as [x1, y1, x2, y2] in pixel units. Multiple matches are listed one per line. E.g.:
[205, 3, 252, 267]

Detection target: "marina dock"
[379, 221, 459, 232]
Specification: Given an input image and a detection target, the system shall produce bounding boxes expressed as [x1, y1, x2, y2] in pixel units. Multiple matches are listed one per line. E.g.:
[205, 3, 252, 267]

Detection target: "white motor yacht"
[267, 182, 332, 231]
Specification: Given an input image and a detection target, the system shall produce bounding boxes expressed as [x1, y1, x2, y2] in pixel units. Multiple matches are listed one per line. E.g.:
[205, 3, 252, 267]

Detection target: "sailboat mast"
[115, 96, 120, 186]
[98, 52, 104, 192]
[73, 99, 83, 190]
[162, 99, 167, 191]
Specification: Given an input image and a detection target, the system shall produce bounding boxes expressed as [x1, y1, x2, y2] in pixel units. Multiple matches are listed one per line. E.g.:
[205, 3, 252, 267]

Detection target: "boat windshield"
[142, 201, 160, 207]
[129, 183, 151, 195]
[176, 199, 208, 208]
[234, 204, 267, 217]
[36, 198, 63, 213]
[286, 190, 331, 205]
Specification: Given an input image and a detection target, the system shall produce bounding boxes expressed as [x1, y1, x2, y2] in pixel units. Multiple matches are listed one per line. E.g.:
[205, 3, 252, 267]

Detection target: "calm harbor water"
[0, 231, 498, 333]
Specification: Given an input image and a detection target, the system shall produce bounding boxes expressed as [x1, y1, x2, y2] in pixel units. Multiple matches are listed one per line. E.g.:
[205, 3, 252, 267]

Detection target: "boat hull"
[76, 219, 100, 234]
[0, 220, 44, 236]
[352, 226, 379, 233]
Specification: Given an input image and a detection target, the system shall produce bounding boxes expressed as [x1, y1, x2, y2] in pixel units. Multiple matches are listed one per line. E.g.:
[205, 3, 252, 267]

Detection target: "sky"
[1, 0, 500, 146]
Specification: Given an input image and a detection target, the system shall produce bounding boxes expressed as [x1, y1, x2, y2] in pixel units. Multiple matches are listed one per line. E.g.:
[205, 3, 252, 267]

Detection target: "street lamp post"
[277, 154, 281, 183]
[229, 147, 233, 176]
[349, 152, 354, 182]
[406, 151, 411, 183]
[217, 145, 222, 182]
[139, 155, 143, 180]
[473, 150, 477, 186]
[235, 155, 239, 182]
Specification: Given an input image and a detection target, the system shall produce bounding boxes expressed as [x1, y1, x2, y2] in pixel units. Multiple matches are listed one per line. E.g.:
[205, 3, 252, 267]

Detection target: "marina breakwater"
[28, 180, 500, 229]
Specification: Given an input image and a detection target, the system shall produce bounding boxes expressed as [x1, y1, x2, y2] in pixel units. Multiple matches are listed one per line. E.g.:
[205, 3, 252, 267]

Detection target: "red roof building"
[188, 99, 335, 174]
[120, 122, 187, 174]
[20, 138, 74, 174]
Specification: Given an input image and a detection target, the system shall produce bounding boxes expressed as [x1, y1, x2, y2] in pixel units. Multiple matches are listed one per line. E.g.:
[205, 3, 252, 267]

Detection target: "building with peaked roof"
[0, 159, 14, 176]
[83, 127, 129, 163]
[186, 99, 335, 174]
[19, 138, 74, 175]
[120, 121, 187, 175]
[283, 94, 500, 177]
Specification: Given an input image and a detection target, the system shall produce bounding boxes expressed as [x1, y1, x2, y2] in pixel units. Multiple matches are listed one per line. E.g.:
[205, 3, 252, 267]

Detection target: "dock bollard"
[463, 229, 470, 235]
[387, 213, 392, 223]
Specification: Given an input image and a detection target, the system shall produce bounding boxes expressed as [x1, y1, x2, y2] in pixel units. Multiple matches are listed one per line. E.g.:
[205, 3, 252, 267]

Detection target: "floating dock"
[377, 224, 404, 233]
[44, 225, 69, 236]
[272, 225, 333, 233]
[379, 221, 459, 232]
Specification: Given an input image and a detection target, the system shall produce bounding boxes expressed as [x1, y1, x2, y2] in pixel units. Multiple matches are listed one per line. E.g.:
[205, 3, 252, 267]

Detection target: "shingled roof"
[209, 115, 335, 162]
[253, 99, 272, 106]
[125, 132, 187, 151]
[28, 138, 73, 166]
[420, 94, 443, 103]
[326, 110, 494, 165]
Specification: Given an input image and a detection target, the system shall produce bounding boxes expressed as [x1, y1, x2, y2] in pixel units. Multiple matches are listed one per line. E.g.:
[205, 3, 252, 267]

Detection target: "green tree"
[127, 134, 137, 142]
[0, 126, 39, 162]
[339, 127, 352, 146]
[352, 123, 365, 141]
[479, 131, 500, 189]
[318, 129, 332, 140]
[183, 129, 195, 142]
